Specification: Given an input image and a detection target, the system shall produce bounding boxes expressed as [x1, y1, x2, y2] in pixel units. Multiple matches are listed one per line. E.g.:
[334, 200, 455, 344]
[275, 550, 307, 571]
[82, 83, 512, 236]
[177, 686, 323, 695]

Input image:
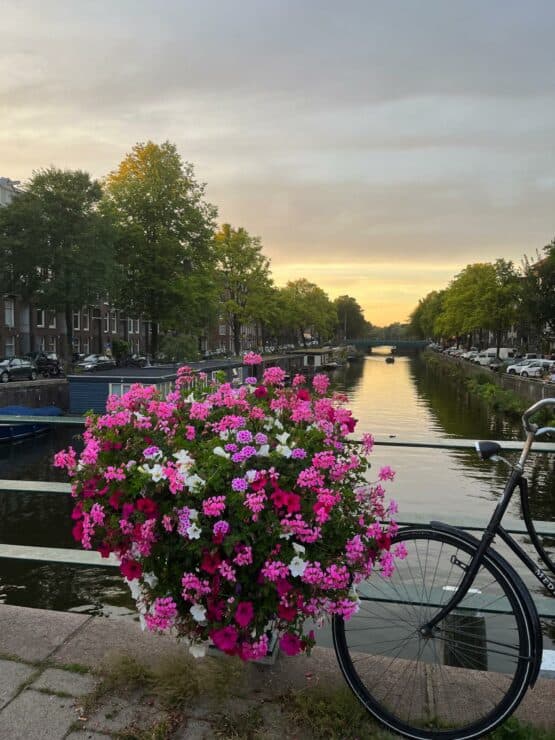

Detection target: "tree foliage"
[333, 295, 371, 339]
[280, 279, 337, 346]
[521, 239, 555, 346]
[0, 167, 114, 356]
[104, 141, 217, 356]
[214, 224, 273, 356]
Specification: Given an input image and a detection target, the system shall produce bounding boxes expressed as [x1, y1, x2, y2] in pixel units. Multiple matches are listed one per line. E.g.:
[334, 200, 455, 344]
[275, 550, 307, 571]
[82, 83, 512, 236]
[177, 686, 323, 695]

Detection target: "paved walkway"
[0, 605, 552, 739]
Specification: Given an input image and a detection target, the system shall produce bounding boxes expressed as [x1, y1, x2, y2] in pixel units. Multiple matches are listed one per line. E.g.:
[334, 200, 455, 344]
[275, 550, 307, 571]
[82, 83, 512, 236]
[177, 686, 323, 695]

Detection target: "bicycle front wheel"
[333, 526, 533, 740]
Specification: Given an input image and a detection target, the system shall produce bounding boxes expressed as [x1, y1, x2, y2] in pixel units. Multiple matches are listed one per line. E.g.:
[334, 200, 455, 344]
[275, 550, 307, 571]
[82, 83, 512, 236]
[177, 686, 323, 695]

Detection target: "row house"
[0, 296, 148, 359]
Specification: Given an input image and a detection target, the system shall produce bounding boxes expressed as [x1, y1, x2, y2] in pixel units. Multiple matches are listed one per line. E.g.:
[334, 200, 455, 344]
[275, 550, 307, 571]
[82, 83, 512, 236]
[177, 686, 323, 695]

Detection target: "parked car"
[518, 360, 555, 378]
[0, 357, 38, 383]
[506, 359, 538, 375]
[125, 354, 148, 368]
[25, 352, 63, 377]
[74, 354, 116, 372]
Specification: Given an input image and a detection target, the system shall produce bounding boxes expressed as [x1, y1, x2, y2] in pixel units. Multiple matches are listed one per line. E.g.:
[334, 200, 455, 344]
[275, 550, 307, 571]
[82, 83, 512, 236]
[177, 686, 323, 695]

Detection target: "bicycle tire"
[333, 526, 534, 740]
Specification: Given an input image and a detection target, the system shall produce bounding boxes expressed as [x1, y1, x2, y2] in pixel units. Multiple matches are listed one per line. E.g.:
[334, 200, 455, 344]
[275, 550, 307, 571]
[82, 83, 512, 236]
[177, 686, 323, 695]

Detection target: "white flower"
[263, 417, 274, 431]
[276, 431, 290, 445]
[245, 469, 258, 482]
[189, 643, 207, 658]
[188, 508, 199, 521]
[143, 572, 158, 588]
[143, 463, 166, 482]
[190, 604, 207, 622]
[276, 444, 292, 458]
[126, 460, 137, 469]
[186, 523, 202, 539]
[279, 532, 293, 540]
[213, 446, 230, 459]
[289, 556, 308, 577]
[257, 444, 270, 457]
[273, 418, 284, 430]
[184, 392, 195, 403]
[139, 614, 146, 631]
[292, 542, 306, 555]
[125, 578, 141, 600]
[173, 449, 194, 468]
[185, 473, 205, 491]
[219, 430, 230, 441]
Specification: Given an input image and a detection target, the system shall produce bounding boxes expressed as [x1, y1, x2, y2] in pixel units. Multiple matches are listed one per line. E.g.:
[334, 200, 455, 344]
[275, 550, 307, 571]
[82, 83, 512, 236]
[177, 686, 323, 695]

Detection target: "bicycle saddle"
[475, 440, 502, 460]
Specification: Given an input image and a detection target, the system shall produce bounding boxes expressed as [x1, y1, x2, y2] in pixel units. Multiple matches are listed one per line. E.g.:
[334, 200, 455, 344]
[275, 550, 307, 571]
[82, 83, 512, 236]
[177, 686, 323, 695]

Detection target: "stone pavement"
[0, 604, 553, 739]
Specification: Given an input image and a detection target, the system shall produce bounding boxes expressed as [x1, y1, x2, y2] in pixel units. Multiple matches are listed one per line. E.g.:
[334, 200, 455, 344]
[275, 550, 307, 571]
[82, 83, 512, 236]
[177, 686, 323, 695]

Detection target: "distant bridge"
[347, 338, 428, 351]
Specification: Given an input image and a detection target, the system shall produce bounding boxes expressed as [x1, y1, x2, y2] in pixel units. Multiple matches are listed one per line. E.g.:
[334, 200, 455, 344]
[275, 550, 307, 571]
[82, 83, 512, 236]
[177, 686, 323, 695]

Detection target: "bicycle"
[332, 397, 555, 739]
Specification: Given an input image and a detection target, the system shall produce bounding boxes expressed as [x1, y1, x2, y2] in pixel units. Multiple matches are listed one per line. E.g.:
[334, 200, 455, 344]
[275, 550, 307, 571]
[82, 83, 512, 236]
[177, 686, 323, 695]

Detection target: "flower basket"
[55, 355, 400, 661]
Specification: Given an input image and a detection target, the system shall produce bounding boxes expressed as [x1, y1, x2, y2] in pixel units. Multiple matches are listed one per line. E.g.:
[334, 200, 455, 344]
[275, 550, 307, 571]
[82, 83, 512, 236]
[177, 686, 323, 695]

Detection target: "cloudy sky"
[2, 1, 555, 324]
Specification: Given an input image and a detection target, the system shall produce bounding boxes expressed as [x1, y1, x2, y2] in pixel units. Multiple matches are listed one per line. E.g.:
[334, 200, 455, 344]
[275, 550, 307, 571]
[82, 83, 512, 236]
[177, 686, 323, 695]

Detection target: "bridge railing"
[0, 414, 553, 620]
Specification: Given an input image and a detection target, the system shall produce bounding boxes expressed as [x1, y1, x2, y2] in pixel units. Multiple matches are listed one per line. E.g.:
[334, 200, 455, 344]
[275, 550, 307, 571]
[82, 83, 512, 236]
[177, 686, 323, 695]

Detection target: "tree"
[0, 168, 115, 357]
[214, 224, 273, 356]
[436, 264, 496, 346]
[281, 279, 337, 346]
[408, 291, 445, 339]
[333, 295, 371, 340]
[104, 141, 217, 356]
[521, 240, 555, 351]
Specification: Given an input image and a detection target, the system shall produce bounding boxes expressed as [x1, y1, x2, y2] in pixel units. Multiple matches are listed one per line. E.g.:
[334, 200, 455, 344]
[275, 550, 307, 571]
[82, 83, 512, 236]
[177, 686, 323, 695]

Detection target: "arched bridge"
[347, 338, 428, 351]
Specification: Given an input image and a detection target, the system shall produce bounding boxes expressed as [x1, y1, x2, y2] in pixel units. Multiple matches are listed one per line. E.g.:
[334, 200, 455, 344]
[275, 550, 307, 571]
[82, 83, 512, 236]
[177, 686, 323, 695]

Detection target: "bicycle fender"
[429, 521, 543, 687]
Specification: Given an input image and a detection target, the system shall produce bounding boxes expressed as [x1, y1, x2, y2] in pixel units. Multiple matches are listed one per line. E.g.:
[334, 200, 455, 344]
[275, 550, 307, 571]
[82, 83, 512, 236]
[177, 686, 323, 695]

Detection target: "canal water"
[0, 353, 553, 635]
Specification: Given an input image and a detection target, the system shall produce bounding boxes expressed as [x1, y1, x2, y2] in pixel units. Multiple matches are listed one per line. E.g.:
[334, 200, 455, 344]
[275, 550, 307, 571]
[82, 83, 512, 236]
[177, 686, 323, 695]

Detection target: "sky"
[2, 1, 555, 325]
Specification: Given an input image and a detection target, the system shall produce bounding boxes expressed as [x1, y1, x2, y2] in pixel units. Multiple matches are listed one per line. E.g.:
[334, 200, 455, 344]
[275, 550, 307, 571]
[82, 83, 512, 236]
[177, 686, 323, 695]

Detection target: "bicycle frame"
[424, 466, 554, 635]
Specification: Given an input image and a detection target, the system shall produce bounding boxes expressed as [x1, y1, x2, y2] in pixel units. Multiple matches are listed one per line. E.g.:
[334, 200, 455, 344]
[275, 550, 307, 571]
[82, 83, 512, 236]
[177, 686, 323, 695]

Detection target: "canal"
[0, 353, 553, 635]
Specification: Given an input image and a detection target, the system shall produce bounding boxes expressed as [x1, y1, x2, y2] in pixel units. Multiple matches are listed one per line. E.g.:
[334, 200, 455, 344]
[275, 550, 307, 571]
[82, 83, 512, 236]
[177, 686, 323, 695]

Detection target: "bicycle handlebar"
[522, 397, 555, 434]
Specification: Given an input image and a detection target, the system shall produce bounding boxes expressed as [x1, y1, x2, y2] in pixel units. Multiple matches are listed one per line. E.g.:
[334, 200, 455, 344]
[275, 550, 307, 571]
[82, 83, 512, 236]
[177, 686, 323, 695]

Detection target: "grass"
[281, 685, 394, 740]
[487, 717, 555, 739]
[214, 705, 265, 738]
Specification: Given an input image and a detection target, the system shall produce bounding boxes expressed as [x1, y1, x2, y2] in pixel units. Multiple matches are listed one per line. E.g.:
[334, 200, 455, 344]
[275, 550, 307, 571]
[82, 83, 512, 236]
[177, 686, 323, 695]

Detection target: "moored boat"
[385, 356, 395, 364]
[0, 405, 63, 442]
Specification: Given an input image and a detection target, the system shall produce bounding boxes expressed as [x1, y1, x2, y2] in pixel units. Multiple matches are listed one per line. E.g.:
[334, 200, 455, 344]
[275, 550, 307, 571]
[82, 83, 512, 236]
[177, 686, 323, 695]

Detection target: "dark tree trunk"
[233, 316, 241, 357]
[151, 321, 159, 358]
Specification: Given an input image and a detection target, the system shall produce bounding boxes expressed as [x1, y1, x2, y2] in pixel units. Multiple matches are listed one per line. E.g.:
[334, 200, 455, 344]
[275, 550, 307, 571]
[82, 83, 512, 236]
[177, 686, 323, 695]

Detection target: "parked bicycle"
[333, 398, 555, 739]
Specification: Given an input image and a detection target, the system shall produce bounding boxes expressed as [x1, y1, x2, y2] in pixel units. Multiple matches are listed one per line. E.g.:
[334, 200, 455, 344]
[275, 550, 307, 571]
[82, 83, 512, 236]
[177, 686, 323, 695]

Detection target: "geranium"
[56, 362, 398, 661]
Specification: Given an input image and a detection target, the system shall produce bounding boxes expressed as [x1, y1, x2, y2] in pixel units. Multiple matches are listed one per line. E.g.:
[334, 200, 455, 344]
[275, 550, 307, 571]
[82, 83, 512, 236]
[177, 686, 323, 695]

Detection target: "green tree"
[104, 141, 217, 357]
[281, 279, 337, 346]
[333, 295, 371, 340]
[0, 168, 115, 357]
[214, 224, 273, 356]
[521, 240, 555, 350]
[408, 291, 445, 339]
[436, 264, 496, 346]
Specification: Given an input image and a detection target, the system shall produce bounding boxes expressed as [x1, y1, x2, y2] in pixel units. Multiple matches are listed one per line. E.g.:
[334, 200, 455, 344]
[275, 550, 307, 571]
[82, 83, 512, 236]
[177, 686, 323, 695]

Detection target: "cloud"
[2, 1, 555, 323]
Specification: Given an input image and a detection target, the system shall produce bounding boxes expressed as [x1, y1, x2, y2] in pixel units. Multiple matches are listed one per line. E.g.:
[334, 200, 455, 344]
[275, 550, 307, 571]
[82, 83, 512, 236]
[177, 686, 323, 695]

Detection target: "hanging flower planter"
[55, 354, 400, 661]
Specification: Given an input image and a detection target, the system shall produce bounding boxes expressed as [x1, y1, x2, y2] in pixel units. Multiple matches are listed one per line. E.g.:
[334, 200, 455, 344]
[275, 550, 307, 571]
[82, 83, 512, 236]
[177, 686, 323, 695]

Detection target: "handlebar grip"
[522, 398, 555, 433]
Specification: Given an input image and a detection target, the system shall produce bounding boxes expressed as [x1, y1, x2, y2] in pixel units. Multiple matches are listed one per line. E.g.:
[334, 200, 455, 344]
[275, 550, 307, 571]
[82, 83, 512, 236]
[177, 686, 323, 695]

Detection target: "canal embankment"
[0, 378, 69, 411]
[424, 351, 555, 409]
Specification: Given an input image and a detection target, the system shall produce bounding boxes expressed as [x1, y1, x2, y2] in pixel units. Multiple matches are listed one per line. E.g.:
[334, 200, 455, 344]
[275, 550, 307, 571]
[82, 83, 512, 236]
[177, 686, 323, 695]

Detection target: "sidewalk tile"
[31, 667, 97, 697]
[0, 689, 78, 739]
[0, 659, 36, 709]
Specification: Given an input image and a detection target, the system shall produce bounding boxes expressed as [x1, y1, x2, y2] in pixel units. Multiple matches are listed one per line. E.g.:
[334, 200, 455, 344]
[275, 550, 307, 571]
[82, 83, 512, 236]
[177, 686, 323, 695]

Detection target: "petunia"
[234, 601, 254, 628]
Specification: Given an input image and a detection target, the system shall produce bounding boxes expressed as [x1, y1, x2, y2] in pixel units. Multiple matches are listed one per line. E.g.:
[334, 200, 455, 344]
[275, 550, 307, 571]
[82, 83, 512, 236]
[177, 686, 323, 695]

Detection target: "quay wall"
[0, 379, 69, 411]
[428, 353, 555, 403]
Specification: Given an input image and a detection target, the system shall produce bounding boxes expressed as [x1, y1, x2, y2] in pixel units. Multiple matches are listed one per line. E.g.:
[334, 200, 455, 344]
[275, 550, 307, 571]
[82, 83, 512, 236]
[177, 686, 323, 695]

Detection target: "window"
[82, 338, 90, 355]
[5, 337, 15, 357]
[72, 312, 80, 331]
[72, 337, 80, 351]
[47, 311, 56, 329]
[38, 336, 46, 351]
[4, 299, 14, 328]
[47, 336, 56, 353]
[82, 311, 89, 331]
[36, 308, 45, 328]
[110, 310, 117, 333]
[219, 324, 227, 336]
[127, 318, 140, 334]
[103, 314, 109, 333]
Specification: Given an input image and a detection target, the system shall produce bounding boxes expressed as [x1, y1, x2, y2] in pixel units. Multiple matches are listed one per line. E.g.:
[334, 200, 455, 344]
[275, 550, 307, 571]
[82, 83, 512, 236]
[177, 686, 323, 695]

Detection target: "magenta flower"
[234, 601, 254, 628]
[211, 625, 239, 653]
[378, 466, 396, 481]
[279, 632, 302, 656]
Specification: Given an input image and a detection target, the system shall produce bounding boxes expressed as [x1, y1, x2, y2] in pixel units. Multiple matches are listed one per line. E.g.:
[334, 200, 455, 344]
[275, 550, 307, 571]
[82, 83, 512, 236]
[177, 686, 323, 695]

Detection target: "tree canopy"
[0, 167, 114, 356]
[103, 141, 217, 355]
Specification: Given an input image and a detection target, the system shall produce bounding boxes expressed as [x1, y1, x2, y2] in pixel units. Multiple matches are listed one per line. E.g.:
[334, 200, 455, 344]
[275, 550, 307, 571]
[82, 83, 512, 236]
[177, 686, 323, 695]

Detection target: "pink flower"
[120, 558, 142, 580]
[211, 625, 238, 654]
[279, 633, 302, 656]
[312, 374, 330, 394]
[234, 601, 254, 628]
[263, 366, 286, 385]
[378, 466, 396, 481]
[243, 352, 263, 365]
